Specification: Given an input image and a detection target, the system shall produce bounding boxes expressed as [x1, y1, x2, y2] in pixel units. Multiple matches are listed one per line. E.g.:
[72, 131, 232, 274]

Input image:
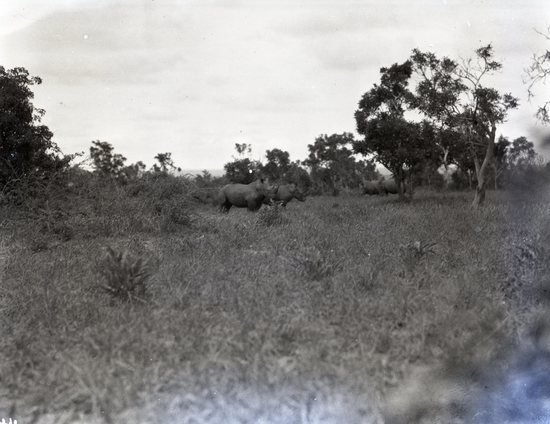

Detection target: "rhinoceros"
[218, 179, 278, 212]
[263, 183, 306, 207]
[380, 179, 406, 195]
[362, 180, 384, 195]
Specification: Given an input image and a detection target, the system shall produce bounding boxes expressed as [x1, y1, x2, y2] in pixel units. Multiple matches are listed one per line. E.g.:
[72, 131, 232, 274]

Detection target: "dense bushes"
[2, 169, 198, 249]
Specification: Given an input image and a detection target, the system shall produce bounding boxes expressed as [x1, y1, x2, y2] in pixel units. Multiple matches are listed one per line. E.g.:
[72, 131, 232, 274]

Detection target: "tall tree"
[354, 61, 434, 199]
[0, 66, 68, 186]
[456, 46, 518, 206]
[411, 45, 518, 207]
[410, 50, 467, 188]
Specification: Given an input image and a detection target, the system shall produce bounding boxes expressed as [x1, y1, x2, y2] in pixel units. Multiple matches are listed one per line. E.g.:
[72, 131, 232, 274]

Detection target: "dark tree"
[286, 161, 313, 192]
[153, 152, 180, 173]
[304, 132, 374, 195]
[194, 170, 213, 186]
[507, 136, 537, 168]
[121, 161, 147, 181]
[261, 148, 291, 182]
[0, 66, 68, 186]
[354, 61, 433, 199]
[90, 140, 127, 178]
[223, 143, 261, 184]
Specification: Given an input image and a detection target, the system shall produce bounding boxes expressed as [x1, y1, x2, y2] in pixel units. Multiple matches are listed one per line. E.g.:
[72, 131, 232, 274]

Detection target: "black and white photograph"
[1, 0, 550, 422]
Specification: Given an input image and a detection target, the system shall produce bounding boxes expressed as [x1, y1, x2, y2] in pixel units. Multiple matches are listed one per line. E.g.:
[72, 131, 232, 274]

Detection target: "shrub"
[290, 246, 342, 281]
[159, 198, 192, 233]
[98, 247, 154, 302]
[256, 203, 285, 227]
[399, 240, 437, 275]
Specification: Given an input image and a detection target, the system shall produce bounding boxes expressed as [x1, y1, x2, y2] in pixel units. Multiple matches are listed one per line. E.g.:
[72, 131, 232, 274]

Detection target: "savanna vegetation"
[1, 35, 550, 423]
[3, 186, 550, 423]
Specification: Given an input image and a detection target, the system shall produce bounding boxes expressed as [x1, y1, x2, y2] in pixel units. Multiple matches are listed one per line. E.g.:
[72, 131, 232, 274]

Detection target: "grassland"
[1, 184, 549, 423]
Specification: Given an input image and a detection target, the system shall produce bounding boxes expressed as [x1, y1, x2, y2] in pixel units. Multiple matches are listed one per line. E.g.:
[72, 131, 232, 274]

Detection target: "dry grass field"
[1, 182, 550, 423]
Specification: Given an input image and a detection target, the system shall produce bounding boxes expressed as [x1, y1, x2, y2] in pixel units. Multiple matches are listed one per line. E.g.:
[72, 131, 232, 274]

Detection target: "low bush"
[256, 203, 285, 227]
[98, 247, 154, 302]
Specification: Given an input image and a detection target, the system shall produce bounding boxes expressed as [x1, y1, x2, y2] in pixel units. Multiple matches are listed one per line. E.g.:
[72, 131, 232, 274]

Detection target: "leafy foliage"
[0, 66, 69, 188]
[261, 148, 291, 182]
[260, 148, 312, 193]
[286, 161, 313, 193]
[90, 140, 127, 178]
[304, 132, 378, 194]
[354, 62, 432, 198]
[507, 136, 538, 168]
[223, 143, 262, 184]
[255, 202, 285, 227]
[153, 152, 181, 173]
[99, 247, 153, 302]
[410, 45, 518, 206]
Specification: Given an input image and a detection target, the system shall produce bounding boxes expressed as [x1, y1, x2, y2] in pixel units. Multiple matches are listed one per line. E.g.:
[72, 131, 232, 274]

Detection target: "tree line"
[1, 32, 549, 207]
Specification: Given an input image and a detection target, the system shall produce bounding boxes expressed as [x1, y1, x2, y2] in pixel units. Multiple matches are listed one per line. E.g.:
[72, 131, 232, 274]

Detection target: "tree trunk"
[406, 177, 414, 200]
[442, 163, 450, 190]
[472, 123, 496, 208]
[396, 167, 405, 201]
[494, 162, 498, 190]
[441, 147, 450, 190]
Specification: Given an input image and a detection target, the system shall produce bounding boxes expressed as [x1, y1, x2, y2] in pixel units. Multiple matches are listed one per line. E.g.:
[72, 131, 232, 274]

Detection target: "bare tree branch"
[524, 27, 550, 124]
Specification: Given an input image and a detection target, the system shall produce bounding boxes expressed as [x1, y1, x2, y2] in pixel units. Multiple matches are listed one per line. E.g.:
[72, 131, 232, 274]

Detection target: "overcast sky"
[1, 0, 549, 170]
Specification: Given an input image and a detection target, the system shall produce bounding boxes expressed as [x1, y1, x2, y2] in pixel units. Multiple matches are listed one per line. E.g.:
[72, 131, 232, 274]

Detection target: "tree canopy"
[354, 61, 433, 198]
[153, 152, 181, 173]
[0, 66, 68, 186]
[223, 143, 261, 184]
[354, 45, 519, 205]
[261, 148, 291, 182]
[414, 45, 518, 206]
[305, 132, 378, 194]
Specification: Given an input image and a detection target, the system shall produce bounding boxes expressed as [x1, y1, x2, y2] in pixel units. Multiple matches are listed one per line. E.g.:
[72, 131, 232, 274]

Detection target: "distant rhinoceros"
[380, 179, 406, 195]
[264, 183, 306, 207]
[191, 188, 218, 204]
[218, 179, 278, 212]
[362, 180, 384, 195]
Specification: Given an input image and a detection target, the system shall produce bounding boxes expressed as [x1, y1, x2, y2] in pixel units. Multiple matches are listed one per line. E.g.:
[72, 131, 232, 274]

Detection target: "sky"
[1, 0, 549, 171]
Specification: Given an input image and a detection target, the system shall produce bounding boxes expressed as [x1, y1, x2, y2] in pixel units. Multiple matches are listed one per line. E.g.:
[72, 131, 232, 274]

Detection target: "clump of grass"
[98, 247, 154, 302]
[504, 233, 550, 305]
[399, 240, 437, 275]
[290, 246, 342, 281]
[28, 233, 50, 252]
[20, 202, 76, 251]
[256, 203, 285, 227]
[159, 198, 192, 233]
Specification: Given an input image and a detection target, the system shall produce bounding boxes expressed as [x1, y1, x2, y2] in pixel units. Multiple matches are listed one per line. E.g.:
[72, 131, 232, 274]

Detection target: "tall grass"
[1, 188, 548, 423]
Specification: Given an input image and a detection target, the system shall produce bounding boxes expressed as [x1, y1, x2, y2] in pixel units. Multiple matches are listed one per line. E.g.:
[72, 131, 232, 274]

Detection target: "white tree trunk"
[472, 123, 496, 208]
